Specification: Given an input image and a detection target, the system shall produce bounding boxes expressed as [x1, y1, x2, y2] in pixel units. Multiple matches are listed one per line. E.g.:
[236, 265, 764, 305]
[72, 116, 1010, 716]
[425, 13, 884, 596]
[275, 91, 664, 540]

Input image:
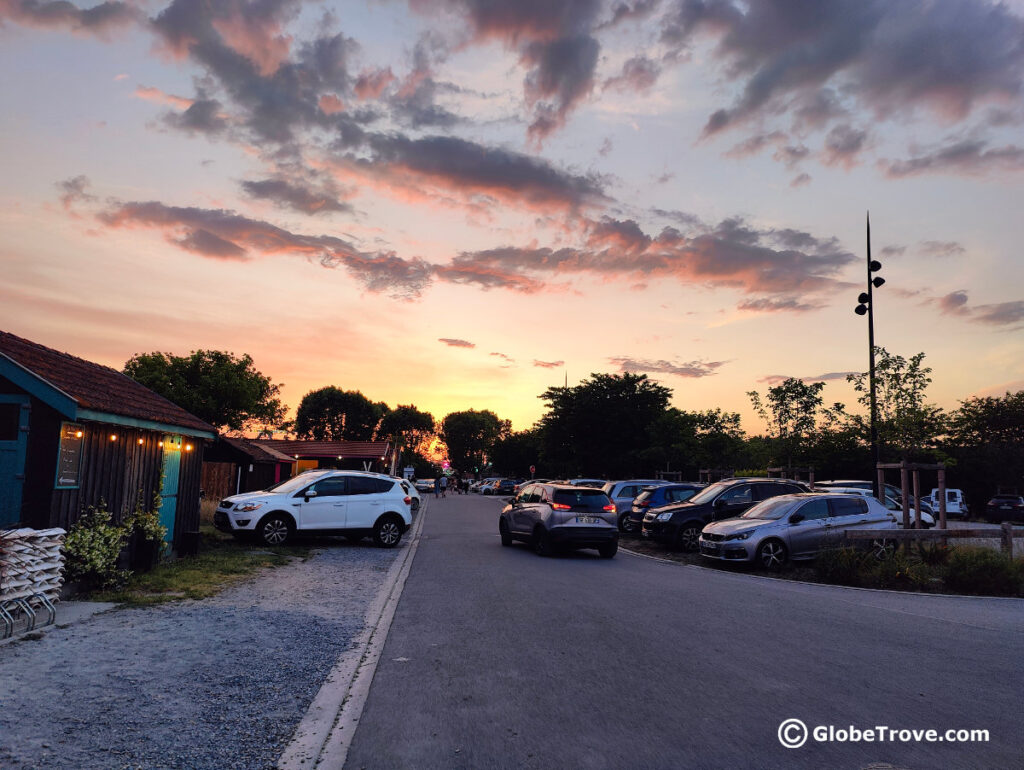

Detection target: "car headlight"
[725, 530, 754, 541]
[656, 511, 674, 522]
[236, 502, 265, 513]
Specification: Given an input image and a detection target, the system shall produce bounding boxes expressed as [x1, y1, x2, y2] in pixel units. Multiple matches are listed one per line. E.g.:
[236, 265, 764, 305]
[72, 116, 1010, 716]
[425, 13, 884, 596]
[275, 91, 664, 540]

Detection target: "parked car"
[514, 479, 551, 495]
[625, 483, 705, 532]
[699, 493, 898, 570]
[481, 479, 510, 495]
[401, 478, 422, 512]
[414, 478, 435, 494]
[815, 479, 934, 516]
[488, 479, 518, 496]
[568, 478, 608, 488]
[602, 479, 674, 532]
[927, 488, 967, 518]
[985, 494, 1024, 523]
[214, 470, 412, 547]
[824, 486, 933, 528]
[499, 483, 619, 558]
[471, 477, 502, 493]
[641, 478, 809, 551]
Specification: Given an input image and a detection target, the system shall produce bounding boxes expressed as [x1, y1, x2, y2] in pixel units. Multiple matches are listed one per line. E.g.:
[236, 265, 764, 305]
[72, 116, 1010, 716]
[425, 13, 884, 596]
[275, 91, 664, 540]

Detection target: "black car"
[640, 478, 808, 551]
[625, 483, 705, 531]
[985, 494, 1024, 523]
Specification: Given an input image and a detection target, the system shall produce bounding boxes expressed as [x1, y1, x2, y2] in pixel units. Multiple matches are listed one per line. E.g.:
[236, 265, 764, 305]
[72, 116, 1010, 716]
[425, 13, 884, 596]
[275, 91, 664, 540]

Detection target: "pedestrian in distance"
[434, 477, 440, 498]
[439, 475, 448, 498]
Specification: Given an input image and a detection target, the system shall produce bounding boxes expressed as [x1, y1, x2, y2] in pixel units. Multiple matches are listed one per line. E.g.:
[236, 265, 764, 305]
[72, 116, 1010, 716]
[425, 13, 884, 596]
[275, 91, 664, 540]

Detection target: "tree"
[439, 410, 508, 473]
[945, 391, 1024, 506]
[846, 348, 945, 460]
[378, 405, 436, 467]
[490, 429, 543, 478]
[123, 350, 285, 433]
[294, 387, 384, 440]
[537, 372, 673, 478]
[747, 378, 832, 468]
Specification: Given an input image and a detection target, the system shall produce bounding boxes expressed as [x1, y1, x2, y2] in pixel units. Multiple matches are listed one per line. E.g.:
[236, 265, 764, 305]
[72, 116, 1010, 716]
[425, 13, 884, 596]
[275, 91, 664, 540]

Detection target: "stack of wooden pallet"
[0, 527, 66, 604]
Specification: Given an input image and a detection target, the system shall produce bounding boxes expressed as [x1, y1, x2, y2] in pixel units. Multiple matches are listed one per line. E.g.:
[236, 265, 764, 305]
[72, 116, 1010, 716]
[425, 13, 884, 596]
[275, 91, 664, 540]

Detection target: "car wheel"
[598, 539, 618, 559]
[756, 539, 787, 571]
[870, 537, 897, 560]
[533, 526, 554, 557]
[373, 515, 404, 548]
[674, 522, 702, 552]
[499, 519, 512, 547]
[257, 513, 292, 547]
[411, 499, 420, 512]
[618, 512, 635, 533]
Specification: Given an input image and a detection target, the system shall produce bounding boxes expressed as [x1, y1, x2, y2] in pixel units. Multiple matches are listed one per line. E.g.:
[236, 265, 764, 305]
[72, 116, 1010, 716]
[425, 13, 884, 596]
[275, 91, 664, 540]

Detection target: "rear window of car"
[348, 476, 394, 495]
[829, 497, 868, 517]
[553, 489, 612, 511]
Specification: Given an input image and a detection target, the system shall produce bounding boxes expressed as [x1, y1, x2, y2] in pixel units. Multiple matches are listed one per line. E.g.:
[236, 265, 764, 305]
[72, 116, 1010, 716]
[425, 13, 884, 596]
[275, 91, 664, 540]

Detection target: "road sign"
[530, 465, 536, 475]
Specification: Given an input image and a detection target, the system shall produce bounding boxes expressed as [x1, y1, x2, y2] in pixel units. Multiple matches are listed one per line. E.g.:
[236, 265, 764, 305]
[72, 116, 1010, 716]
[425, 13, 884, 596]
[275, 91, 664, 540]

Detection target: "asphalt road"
[345, 492, 1023, 769]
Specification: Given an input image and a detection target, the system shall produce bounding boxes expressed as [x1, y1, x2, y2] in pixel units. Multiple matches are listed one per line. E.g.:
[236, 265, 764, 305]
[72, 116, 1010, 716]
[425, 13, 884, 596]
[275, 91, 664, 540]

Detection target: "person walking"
[433, 477, 441, 498]
[439, 474, 448, 498]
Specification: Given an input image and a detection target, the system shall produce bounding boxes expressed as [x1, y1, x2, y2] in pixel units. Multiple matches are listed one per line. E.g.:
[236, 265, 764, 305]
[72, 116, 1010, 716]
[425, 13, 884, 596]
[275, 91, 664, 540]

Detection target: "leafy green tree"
[439, 410, 508, 473]
[123, 350, 285, 433]
[748, 378, 833, 468]
[537, 372, 672, 478]
[294, 387, 384, 441]
[490, 429, 543, 478]
[846, 348, 945, 460]
[378, 405, 436, 466]
[945, 391, 1024, 506]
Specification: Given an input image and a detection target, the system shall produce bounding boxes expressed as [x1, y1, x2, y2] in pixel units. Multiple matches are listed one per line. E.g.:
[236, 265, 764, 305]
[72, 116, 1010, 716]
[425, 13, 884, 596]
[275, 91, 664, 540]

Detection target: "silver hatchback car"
[699, 493, 897, 570]
[499, 483, 619, 558]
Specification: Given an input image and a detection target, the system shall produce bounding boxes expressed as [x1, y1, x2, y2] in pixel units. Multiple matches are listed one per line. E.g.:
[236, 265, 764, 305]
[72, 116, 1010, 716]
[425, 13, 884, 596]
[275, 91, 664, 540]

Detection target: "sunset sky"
[2, 0, 1023, 434]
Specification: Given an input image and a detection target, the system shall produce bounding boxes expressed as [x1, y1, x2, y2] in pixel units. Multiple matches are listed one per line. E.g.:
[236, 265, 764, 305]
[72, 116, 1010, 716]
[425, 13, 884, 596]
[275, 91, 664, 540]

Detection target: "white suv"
[214, 470, 412, 547]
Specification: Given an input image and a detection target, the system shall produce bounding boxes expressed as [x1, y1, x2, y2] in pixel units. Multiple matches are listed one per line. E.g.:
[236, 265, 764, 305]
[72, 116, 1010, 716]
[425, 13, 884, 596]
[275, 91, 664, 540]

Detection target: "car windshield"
[740, 497, 795, 520]
[687, 481, 731, 505]
[261, 473, 325, 494]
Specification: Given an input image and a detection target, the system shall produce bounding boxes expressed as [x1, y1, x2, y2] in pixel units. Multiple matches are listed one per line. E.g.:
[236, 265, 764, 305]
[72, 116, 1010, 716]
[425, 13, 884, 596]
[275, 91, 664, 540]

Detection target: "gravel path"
[0, 539, 407, 770]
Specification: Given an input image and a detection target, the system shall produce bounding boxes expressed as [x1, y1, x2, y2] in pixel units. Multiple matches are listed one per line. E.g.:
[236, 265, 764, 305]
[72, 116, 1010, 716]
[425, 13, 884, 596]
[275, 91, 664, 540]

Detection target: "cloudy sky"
[2, 0, 1023, 433]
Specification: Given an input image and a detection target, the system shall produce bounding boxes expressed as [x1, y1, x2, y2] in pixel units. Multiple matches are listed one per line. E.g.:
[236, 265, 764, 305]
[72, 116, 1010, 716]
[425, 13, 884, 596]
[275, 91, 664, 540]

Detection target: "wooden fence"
[845, 523, 1023, 559]
[200, 461, 237, 501]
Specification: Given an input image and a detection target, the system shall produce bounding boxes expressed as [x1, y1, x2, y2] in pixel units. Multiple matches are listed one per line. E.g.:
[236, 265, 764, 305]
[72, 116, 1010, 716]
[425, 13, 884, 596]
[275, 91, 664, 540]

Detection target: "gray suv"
[499, 483, 619, 558]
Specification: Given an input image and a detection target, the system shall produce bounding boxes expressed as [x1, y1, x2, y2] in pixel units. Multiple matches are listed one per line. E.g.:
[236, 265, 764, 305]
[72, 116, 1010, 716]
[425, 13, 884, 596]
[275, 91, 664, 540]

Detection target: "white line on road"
[278, 501, 427, 770]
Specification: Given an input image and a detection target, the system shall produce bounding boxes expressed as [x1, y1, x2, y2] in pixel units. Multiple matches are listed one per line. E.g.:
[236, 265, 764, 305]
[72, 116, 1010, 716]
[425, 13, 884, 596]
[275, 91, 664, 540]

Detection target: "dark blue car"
[625, 483, 704, 531]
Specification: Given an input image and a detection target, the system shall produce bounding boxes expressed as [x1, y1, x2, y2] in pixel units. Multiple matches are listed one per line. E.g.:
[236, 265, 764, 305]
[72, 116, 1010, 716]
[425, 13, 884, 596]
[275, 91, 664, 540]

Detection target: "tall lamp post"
[855, 213, 884, 498]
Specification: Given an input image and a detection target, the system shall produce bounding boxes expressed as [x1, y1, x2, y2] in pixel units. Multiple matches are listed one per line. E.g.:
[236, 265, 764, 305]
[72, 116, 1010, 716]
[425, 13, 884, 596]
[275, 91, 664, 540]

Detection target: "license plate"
[701, 543, 718, 553]
[1000, 505, 1011, 509]
[575, 516, 600, 524]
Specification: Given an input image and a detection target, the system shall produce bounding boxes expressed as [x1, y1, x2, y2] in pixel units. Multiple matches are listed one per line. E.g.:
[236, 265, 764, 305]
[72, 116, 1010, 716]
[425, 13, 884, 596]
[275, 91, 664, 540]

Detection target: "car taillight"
[603, 504, 616, 512]
[403, 496, 411, 504]
[639, 501, 651, 507]
[551, 503, 571, 510]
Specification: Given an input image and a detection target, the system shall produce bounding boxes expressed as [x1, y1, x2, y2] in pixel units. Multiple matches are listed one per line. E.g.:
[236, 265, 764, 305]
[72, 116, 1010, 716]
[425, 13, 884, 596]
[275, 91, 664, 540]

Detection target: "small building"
[0, 331, 217, 554]
[202, 436, 296, 500]
[253, 439, 394, 476]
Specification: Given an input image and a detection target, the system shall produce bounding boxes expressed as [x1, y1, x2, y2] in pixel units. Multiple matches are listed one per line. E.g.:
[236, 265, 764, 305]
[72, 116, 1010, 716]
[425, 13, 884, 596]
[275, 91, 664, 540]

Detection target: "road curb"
[618, 544, 1024, 602]
[278, 501, 427, 769]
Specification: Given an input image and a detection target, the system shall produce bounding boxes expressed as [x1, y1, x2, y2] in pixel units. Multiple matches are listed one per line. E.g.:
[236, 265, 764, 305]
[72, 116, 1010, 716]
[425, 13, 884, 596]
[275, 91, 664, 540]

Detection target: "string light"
[109, 434, 118, 442]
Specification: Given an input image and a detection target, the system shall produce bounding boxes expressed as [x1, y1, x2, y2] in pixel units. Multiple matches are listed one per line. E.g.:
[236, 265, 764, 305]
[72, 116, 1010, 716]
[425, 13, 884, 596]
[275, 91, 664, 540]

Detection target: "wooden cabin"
[0, 331, 217, 555]
[202, 436, 295, 500]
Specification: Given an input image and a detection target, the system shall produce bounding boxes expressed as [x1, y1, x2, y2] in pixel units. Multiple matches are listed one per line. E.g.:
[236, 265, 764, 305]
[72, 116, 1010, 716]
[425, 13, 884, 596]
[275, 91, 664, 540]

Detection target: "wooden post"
[876, 466, 886, 504]
[913, 470, 921, 529]
[938, 467, 947, 530]
[900, 461, 910, 529]
[1001, 522, 1014, 558]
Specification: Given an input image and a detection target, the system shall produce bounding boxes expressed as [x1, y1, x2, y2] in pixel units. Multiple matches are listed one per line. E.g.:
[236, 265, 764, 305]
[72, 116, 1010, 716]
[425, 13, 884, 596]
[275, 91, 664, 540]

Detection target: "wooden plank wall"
[201, 461, 237, 501]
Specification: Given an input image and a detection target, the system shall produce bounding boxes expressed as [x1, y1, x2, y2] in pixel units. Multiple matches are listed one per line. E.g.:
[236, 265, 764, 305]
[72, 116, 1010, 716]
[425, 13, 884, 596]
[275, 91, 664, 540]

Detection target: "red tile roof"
[0, 330, 216, 434]
[255, 439, 391, 459]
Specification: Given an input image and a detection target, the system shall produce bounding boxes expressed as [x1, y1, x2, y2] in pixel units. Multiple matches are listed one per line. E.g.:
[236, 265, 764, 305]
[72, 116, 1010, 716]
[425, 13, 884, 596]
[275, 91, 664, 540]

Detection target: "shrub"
[916, 541, 951, 566]
[62, 503, 130, 589]
[815, 547, 868, 587]
[943, 548, 1023, 597]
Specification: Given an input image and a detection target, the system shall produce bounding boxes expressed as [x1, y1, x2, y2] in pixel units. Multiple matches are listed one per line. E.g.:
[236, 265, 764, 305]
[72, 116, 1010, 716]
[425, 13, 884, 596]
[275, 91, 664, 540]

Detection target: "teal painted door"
[0, 396, 30, 526]
[158, 435, 182, 543]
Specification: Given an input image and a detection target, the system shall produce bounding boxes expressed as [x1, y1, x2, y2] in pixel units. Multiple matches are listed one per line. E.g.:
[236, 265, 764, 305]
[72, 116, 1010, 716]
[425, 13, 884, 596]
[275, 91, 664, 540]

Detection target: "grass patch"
[88, 525, 310, 607]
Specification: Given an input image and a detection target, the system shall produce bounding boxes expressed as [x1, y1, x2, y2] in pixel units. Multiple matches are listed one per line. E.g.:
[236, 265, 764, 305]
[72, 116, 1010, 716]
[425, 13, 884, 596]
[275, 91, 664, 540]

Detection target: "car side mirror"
[789, 512, 804, 524]
[305, 490, 318, 500]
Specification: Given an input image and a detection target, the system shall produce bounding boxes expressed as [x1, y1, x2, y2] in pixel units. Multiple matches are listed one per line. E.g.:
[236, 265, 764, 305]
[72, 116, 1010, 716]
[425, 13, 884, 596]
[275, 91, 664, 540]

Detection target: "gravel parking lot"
[0, 539, 407, 770]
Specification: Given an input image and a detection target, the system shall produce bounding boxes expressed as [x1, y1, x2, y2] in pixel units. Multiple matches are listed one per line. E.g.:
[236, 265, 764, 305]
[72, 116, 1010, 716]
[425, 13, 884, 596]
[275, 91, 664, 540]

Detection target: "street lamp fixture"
[855, 213, 884, 498]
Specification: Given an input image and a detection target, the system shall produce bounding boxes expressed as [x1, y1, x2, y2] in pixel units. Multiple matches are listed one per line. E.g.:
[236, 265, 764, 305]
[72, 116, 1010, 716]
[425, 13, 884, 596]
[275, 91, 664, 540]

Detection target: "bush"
[63, 503, 130, 589]
[815, 547, 869, 586]
[943, 548, 1023, 597]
